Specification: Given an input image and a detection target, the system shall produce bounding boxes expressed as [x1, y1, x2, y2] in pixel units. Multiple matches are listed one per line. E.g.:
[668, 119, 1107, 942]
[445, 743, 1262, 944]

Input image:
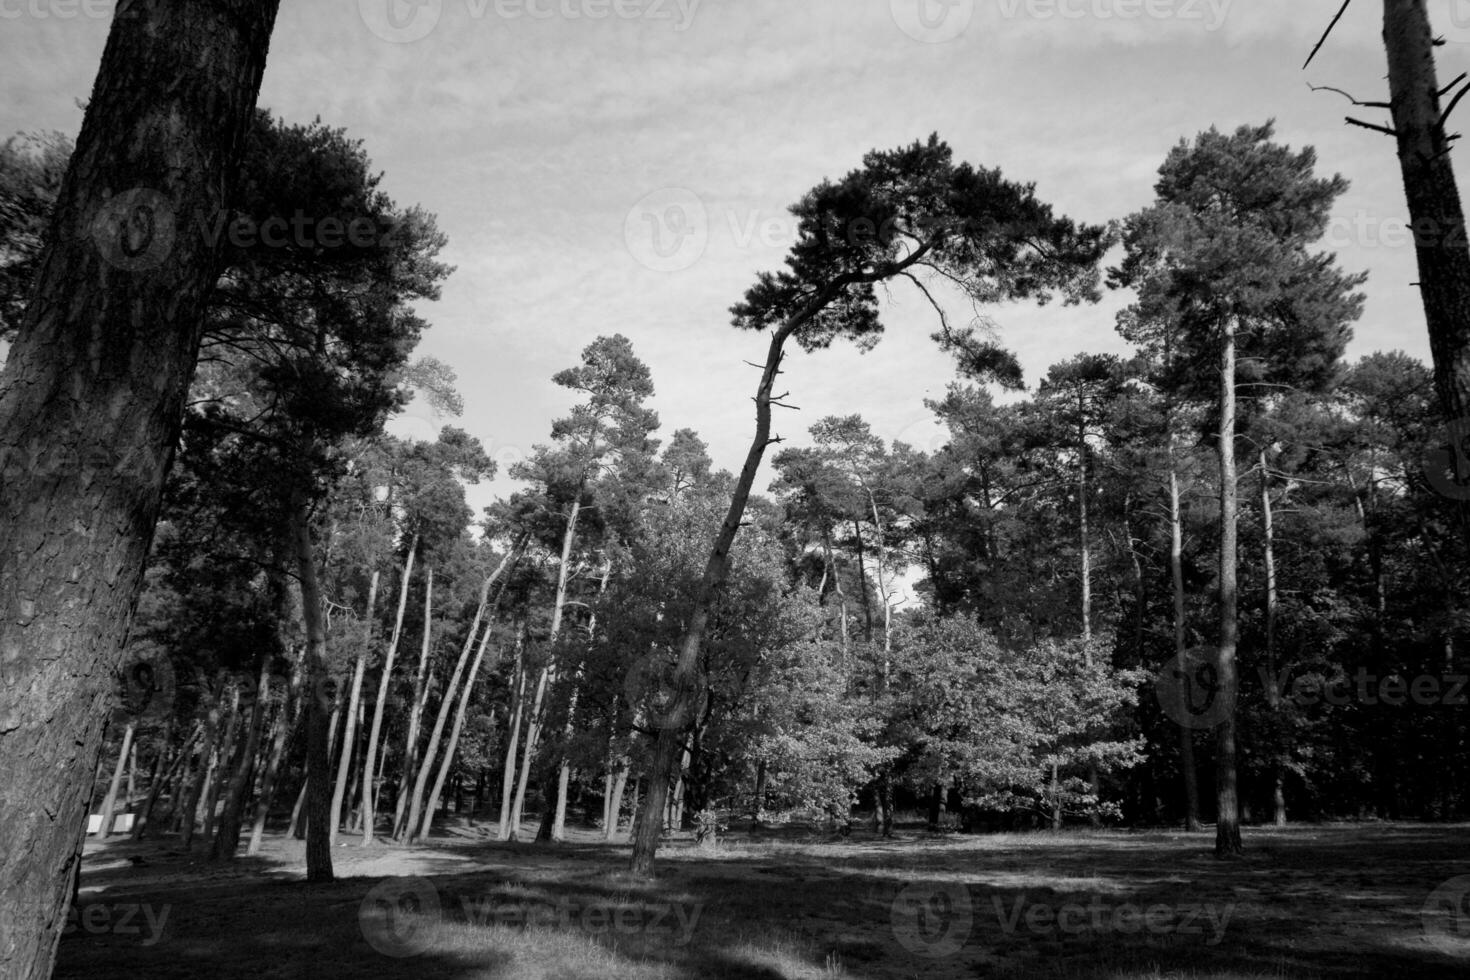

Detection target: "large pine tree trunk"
[0, 5, 278, 974]
[290, 494, 334, 882]
[329, 569, 378, 845]
[1169, 463, 1203, 831]
[1383, 0, 1470, 421]
[1215, 318, 1243, 858]
[360, 535, 416, 845]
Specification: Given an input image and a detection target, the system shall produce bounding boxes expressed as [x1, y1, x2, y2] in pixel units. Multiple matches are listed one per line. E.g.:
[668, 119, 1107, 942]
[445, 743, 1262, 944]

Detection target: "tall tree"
[1113, 122, 1364, 856]
[628, 134, 1108, 875]
[0, 4, 279, 976]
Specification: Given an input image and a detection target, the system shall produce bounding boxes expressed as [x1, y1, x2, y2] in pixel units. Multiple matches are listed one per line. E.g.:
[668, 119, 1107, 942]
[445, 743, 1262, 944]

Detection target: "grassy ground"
[53, 820, 1470, 979]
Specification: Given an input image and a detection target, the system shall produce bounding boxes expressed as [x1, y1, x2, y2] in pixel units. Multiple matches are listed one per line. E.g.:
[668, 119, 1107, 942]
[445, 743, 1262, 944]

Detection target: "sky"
[1, 0, 1459, 518]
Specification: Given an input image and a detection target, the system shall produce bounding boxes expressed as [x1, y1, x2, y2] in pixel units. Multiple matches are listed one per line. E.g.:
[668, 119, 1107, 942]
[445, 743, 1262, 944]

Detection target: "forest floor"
[53, 819, 1470, 979]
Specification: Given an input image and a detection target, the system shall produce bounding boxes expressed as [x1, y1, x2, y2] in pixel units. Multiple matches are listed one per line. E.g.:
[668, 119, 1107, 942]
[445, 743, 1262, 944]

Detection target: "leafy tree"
[1113, 121, 1364, 856]
[628, 134, 1107, 874]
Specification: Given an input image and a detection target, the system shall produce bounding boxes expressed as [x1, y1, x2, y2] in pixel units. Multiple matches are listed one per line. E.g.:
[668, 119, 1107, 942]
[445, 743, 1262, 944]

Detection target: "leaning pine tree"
[628, 134, 1109, 876]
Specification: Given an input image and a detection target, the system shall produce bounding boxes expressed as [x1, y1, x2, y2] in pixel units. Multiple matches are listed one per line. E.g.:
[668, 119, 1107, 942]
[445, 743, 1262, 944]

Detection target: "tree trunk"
[630, 319, 799, 876]
[247, 648, 304, 856]
[210, 656, 270, 860]
[393, 564, 435, 839]
[180, 696, 224, 851]
[498, 636, 528, 840]
[329, 569, 378, 845]
[134, 723, 196, 841]
[1383, 0, 1470, 422]
[1260, 449, 1287, 828]
[290, 493, 334, 882]
[1169, 462, 1203, 831]
[0, 2, 280, 972]
[511, 497, 582, 838]
[605, 766, 629, 840]
[360, 535, 417, 846]
[1215, 317, 1243, 859]
[408, 548, 515, 841]
[200, 684, 243, 847]
[98, 721, 137, 839]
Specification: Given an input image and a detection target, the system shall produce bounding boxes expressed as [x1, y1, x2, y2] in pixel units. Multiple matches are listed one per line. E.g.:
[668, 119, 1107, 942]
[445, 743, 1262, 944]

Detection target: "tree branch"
[1303, 0, 1353, 70]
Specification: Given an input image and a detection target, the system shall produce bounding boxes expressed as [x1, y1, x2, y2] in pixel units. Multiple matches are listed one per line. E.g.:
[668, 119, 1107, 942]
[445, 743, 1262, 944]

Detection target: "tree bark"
[329, 569, 377, 844]
[290, 494, 334, 882]
[1215, 318, 1243, 858]
[1383, 0, 1470, 422]
[0, 5, 278, 973]
[360, 534, 416, 845]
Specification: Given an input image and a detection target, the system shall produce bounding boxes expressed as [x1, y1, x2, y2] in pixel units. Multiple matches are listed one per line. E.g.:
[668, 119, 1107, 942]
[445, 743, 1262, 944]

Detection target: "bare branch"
[1346, 116, 1399, 137]
[1306, 83, 1390, 109]
[1303, 0, 1353, 70]
[1441, 80, 1470, 129]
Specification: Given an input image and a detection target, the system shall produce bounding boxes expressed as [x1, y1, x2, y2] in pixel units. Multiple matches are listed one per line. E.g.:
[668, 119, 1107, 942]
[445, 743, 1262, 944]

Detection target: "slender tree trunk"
[630, 319, 801, 875]
[134, 723, 196, 841]
[512, 498, 582, 838]
[393, 565, 436, 839]
[1259, 450, 1287, 828]
[180, 697, 224, 851]
[408, 549, 515, 841]
[290, 493, 334, 882]
[605, 767, 629, 840]
[247, 648, 304, 856]
[98, 722, 137, 839]
[821, 526, 850, 659]
[498, 636, 528, 840]
[200, 685, 243, 846]
[1168, 461, 1203, 831]
[1215, 318, 1243, 858]
[360, 535, 418, 846]
[1383, 0, 1470, 422]
[211, 654, 271, 860]
[329, 569, 378, 844]
[0, 4, 280, 974]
